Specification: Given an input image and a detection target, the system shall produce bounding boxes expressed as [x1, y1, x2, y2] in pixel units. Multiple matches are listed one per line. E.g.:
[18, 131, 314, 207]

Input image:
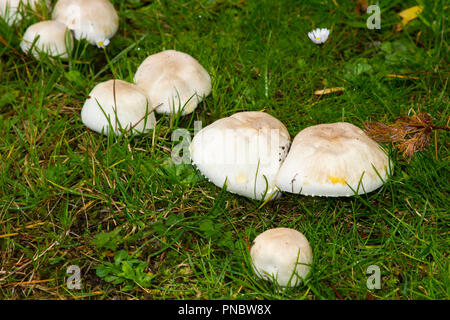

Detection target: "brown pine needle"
[5, 279, 55, 287]
[364, 110, 449, 161]
[0, 233, 19, 239]
[386, 74, 419, 80]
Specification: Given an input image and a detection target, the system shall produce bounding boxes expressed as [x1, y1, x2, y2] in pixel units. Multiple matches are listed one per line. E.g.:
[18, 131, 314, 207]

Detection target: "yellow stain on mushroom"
[235, 173, 249, 183]
[328, 175, 347, 185]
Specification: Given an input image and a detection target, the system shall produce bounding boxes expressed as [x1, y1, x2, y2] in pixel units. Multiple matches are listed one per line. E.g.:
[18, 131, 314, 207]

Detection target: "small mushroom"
[20, 20, 73, 59]
[52, 0, 118, 48]
[190, 111, 291, 200]
[276, 122, 392, 196]
[133, 50, 211, 115]
[250, 228, 313, 287]
[81, 79, 156, 136]
[0, 0, 50, 26]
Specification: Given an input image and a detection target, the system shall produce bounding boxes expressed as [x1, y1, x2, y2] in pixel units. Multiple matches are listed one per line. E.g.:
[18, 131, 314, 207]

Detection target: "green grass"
[0, 0, 448, 300]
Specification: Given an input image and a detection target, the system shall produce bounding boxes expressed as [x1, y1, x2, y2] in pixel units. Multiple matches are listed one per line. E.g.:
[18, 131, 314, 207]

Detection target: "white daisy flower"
[308, 28, 330, 44]
[96, 38, 110, 48]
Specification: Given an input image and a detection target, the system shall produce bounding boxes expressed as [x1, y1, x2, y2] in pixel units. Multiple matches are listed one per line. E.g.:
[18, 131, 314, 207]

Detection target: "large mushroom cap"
[190, 111, 290, 200]
[250, 228, 313, 287]
[276, 122, 392, 197]
[133, 50, 211, 115]
[20, 20, 73, 59]
[52, 0, 118, 47]
[81, 79, 156, 136]
[1, 0, 50, 25]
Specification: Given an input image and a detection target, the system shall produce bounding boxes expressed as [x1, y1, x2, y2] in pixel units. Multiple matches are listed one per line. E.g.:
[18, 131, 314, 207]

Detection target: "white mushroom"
[276, 122, 392, 196]
[20, 20, 73, 59]
[52, 0, 118, 48]
[0, 0, 50, 26]
[133, 50, 211, 115]
[81, 79, 156, 136]
[189, 111, 290, 200]
[250, 228, 313, 287]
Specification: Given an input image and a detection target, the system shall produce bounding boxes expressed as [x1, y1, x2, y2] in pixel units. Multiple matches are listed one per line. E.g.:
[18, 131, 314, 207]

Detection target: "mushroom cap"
[81, 79, 156, 136]
[52, 0, 118, 46]
[250, 228, 313, 287]
[276, 122, 392, 196]
[1, 0, 50, 25]
[20, 20, 73, 59]
[190, 111, 291, 200]
[133, 50, 211, 115]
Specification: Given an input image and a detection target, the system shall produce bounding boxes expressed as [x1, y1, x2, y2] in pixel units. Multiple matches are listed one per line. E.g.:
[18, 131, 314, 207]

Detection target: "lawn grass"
[0, 0, 448, 300]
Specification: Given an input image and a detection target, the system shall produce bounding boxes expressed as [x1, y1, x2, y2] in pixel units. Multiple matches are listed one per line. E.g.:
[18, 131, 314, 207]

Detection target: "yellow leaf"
[398, 6, 424, 26]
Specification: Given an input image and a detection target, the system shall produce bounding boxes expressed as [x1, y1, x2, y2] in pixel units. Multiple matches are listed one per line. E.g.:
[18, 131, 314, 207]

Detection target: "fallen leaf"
[314, 87, 345, 95]
[355, 0, 369, 14]
[396, 6, 424, 31]
[398, 6, 424, 24]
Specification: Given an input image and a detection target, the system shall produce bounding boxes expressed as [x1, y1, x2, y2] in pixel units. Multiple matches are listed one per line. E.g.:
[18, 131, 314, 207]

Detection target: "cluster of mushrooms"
[1, 0, 118, 57]
[190, 112, 391, 287]
[82, 49, 212, 135]
[2, 0, 393, 289]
